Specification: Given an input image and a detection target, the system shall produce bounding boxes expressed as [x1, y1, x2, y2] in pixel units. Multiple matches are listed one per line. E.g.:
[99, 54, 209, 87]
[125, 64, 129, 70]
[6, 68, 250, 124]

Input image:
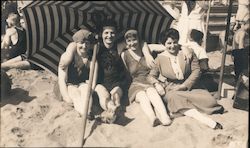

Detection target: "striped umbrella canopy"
[22, 1, 173, 75]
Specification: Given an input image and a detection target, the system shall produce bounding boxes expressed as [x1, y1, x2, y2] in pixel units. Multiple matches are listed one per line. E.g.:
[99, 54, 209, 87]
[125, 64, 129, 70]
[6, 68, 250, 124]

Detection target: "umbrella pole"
[217, 0, 233, 100]
[80, 42, 99, 146]
[203, 0, 212, 50]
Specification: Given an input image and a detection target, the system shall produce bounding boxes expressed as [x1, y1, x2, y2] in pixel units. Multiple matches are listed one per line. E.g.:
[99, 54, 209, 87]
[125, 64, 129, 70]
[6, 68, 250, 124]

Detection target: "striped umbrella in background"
[22, 1, 173, 75]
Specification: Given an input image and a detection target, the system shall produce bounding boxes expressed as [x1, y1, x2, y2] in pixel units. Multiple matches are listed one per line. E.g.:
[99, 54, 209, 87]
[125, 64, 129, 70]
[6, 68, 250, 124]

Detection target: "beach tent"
[21, 1, 173, 75]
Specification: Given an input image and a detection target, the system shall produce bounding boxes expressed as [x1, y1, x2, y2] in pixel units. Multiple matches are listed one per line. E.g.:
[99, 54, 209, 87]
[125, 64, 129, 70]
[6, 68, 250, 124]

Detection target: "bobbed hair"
[101, 18, 117, 32]
[190, 29, 204, 43]
[159, 28, 179, 44]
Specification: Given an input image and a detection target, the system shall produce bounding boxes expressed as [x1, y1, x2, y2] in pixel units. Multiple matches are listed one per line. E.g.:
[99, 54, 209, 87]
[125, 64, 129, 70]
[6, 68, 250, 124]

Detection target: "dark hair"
[190, 29, 203, 44]
[101, 18, 117, 32]
[159, 28, 179, 44]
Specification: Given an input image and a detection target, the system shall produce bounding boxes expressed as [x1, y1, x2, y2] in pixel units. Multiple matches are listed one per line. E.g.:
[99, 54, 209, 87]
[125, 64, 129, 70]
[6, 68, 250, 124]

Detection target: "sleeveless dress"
[67, 53, 90, 85]
[123, 50, 153, 103]
[8, 27, 26, 59]
[97, 43, 127, 92]
[53, 52, 90, 100]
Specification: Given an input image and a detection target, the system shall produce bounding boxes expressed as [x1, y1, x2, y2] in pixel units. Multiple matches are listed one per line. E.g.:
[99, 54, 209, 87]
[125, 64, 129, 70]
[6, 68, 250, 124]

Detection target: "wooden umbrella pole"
[80, 42, 99, 146]
[203, 0, 212, 50]
[217, 0, 233, 100]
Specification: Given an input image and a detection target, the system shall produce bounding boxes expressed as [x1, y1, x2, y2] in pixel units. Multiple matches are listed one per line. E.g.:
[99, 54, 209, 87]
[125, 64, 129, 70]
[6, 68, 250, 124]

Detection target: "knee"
[95, 84, 110, 99]
[146, 87, 157, 94]
[110, 86, 123, 98]
[79, 83, 88, 90]
[135, 91, 147, 102]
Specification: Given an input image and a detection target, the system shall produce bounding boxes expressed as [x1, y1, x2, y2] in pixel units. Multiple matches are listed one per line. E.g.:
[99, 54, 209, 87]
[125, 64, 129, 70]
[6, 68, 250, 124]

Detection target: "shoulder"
[157, 52, 169, 62]
[66, 42, 77, 51]
[59, 42, 76, 64]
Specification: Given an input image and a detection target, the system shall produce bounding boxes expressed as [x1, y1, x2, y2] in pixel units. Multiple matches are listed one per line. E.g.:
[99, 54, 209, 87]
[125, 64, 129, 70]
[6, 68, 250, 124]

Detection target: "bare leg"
[146, 87, 172, 126]
[95, 84, 111, 111]
[1, 56, 30, 71]
[183, 109, 221, 129]
[110, 86, 122, 107]
[79, 83, 92, 116]
[135, 91, 159, 127]
[68, 85, 84, 114]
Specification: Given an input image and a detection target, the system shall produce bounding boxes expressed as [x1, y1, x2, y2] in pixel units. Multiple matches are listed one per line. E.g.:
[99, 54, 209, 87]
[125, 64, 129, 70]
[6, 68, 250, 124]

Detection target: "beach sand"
[0, 51, 248, 148]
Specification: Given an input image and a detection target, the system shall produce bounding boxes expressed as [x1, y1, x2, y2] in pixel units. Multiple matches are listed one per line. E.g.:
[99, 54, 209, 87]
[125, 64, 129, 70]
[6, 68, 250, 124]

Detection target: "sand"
[0, 51, 248, 148]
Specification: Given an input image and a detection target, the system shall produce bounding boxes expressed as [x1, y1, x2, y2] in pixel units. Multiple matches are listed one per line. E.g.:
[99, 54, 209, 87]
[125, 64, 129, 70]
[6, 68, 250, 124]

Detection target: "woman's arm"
[238, 31, 246, 49]
[58, 43, 75, 102]
[147, 57, 165, 95]
[121, 52, 128, 70]
[142, 42, 165, 68]
[182, 53, 201, 90]
[1, 28, 15, 49]
[147, 57, 160, 84]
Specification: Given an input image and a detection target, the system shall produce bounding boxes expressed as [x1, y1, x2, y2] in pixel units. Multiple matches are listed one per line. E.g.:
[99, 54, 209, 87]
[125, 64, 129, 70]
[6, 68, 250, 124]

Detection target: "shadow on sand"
[1, 88, 36, 107]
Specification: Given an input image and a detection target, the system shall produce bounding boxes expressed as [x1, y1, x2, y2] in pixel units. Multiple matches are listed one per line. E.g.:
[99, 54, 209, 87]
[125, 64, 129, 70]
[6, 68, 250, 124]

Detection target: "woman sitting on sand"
[1, 12, 26, 60]
[57, 28, 117, 120]
[121, 29, 172, 127]
[147, 28, 224, 129]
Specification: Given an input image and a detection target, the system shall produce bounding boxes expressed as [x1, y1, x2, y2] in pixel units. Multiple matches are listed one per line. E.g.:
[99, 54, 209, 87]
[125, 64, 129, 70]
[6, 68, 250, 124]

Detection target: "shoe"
[214, 122, 223, 130]
[152, 118, 161, 127]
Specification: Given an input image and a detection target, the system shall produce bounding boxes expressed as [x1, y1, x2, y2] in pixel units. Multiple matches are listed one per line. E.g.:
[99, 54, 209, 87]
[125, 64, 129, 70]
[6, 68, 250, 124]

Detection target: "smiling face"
[102, 27, 116, 48]
[76, 40, 91, 58]
[164, 37, 179, 56]
[125, 35, 139, 50]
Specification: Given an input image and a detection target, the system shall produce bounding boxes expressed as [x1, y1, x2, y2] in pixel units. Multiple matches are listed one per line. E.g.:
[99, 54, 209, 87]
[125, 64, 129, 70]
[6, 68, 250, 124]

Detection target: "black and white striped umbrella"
[22, 1, 173, 75]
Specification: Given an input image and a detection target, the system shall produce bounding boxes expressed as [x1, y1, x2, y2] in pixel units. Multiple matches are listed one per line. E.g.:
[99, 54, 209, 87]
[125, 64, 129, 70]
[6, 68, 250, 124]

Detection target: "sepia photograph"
[1, 0, 249, 147]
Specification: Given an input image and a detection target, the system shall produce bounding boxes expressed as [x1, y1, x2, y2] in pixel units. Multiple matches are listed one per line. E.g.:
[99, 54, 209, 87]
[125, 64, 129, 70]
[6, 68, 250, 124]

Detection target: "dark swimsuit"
[97, 43, 127, 91]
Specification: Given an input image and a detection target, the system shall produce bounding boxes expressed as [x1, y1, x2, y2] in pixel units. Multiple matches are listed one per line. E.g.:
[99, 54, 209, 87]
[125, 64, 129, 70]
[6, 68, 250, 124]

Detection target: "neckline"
[128, 49, 141, 62]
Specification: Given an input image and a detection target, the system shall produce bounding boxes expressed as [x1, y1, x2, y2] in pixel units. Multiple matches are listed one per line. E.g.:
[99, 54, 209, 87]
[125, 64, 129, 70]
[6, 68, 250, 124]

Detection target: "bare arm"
[58, 42, 76, 102]
[238, 31, 246, 49]
[1, 28, 15, 49]
[121, 52, 128, 70]
[142, 42, 165, 68]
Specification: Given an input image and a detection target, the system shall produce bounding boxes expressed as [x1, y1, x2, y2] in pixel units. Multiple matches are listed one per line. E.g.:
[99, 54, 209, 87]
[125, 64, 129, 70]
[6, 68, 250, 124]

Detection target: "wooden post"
[80, 42, 99, 146]
[217, 0, 233, 99]
[203, 0, 212, 50]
